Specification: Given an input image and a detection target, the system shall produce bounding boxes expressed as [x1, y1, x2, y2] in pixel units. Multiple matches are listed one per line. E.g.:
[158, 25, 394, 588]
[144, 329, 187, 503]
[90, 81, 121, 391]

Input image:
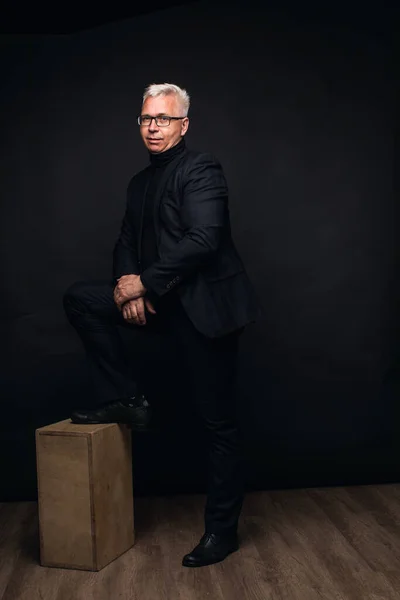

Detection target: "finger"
[145, 298, 157, 314]
[135, 300, 146, 326]
[127, 302, 138, 323]
[123, 302, 136, 323]
[114, 290, 122, 310]
[131, 302, 143, 326]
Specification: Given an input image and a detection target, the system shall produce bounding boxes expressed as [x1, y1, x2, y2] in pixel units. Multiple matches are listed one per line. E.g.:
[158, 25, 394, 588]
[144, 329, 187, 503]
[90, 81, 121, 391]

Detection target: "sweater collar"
[149, 137, 186, 168]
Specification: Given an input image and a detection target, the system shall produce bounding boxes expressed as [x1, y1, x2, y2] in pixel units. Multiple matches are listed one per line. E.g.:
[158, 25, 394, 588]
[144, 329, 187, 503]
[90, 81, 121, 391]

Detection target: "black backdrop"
[1, 1, 398, 501]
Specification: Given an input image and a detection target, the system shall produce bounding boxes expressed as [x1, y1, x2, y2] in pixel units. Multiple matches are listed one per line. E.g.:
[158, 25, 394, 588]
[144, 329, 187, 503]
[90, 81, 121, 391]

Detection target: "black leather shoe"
[70, 394, 154, 432]
[182, 532, 239, 568]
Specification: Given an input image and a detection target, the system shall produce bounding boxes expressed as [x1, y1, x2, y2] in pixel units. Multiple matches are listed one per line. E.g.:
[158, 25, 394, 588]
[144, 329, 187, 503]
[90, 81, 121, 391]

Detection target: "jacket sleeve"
[140, 153, 227, 298]
[112, 182, 140, 283]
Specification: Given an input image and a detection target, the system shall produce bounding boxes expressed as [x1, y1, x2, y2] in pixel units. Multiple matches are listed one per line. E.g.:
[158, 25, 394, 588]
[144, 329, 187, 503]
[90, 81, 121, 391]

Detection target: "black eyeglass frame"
[137, 115, 186, 127]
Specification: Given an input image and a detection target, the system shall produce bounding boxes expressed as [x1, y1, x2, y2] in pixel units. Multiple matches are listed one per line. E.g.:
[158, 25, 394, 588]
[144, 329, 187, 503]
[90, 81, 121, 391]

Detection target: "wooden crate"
[35, 419, 134, 571]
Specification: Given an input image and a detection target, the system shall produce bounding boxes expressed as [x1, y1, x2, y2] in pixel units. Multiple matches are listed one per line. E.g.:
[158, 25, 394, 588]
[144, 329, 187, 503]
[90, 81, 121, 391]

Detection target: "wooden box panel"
[35, 419, 134, 571]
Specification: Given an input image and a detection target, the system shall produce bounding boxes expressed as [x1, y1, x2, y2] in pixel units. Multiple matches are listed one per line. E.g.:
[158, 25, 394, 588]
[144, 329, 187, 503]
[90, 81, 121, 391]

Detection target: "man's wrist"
[140, 272, 160, 305]
[139, 276, 147, 294]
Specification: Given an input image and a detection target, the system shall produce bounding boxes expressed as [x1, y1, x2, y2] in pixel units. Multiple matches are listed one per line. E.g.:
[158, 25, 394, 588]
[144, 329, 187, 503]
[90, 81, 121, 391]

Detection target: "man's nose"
[148, 118, 159, 131]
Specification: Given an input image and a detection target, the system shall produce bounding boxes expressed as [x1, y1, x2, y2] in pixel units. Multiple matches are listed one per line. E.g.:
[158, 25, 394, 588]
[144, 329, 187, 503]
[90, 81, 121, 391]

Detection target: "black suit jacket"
[113, 143, 262, 337]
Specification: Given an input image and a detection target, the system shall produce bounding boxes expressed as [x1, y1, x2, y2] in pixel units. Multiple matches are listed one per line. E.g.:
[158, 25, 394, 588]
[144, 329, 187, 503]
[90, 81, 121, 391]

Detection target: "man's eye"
[159, 116, 169, 122]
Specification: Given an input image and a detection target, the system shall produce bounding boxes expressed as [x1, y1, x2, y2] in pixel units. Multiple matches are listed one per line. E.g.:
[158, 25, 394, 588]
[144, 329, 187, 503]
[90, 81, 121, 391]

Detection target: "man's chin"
[147, 141, 164, 153]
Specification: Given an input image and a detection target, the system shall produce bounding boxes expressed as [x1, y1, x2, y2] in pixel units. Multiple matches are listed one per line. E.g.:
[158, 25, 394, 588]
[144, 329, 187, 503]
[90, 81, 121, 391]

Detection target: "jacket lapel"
[152, 151, 186, 247]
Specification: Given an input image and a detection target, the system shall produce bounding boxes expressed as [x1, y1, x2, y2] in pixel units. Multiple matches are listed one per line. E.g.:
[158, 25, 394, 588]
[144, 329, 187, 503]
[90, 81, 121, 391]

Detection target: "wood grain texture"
[35, 419, 134, 571]
[2, 483, 400, 599]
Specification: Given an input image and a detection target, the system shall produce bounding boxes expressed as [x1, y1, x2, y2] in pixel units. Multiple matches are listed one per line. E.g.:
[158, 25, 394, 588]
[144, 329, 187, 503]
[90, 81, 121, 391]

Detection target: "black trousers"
[63, 280, 244, 535]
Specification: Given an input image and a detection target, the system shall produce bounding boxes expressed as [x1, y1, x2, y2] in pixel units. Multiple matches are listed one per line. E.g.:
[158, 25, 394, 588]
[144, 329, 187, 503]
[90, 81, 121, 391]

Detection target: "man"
[63, 83, 261, 568]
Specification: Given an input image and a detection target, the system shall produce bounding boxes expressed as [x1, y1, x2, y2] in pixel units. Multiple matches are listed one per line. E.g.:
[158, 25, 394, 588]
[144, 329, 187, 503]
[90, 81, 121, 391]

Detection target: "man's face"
[139, 94, 189, 153]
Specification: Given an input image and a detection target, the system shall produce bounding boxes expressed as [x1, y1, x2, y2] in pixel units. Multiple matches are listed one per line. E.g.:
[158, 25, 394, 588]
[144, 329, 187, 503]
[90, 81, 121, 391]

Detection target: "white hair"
[142, 83, 190, 116]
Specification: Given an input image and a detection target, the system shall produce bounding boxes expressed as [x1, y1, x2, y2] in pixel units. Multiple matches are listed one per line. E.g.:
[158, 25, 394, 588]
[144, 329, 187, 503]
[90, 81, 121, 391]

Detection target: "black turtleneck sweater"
[140, 138, 186, 305]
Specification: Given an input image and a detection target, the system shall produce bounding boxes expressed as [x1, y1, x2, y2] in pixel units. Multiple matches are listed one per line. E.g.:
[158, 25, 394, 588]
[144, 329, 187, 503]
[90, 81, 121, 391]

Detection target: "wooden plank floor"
[1, 484, 400, 600]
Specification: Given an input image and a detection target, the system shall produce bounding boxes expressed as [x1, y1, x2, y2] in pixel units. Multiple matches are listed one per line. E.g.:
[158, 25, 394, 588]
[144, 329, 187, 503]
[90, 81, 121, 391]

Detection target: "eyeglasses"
[137, 115, 185, 127]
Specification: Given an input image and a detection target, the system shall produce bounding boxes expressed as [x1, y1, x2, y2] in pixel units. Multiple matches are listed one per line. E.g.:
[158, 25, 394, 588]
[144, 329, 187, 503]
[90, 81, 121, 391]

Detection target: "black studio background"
[0, 0, 398, 501]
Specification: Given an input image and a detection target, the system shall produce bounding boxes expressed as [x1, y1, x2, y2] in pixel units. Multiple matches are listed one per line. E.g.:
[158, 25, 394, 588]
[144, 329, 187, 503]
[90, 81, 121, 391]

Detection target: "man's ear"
[181, 117, 189, 135]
